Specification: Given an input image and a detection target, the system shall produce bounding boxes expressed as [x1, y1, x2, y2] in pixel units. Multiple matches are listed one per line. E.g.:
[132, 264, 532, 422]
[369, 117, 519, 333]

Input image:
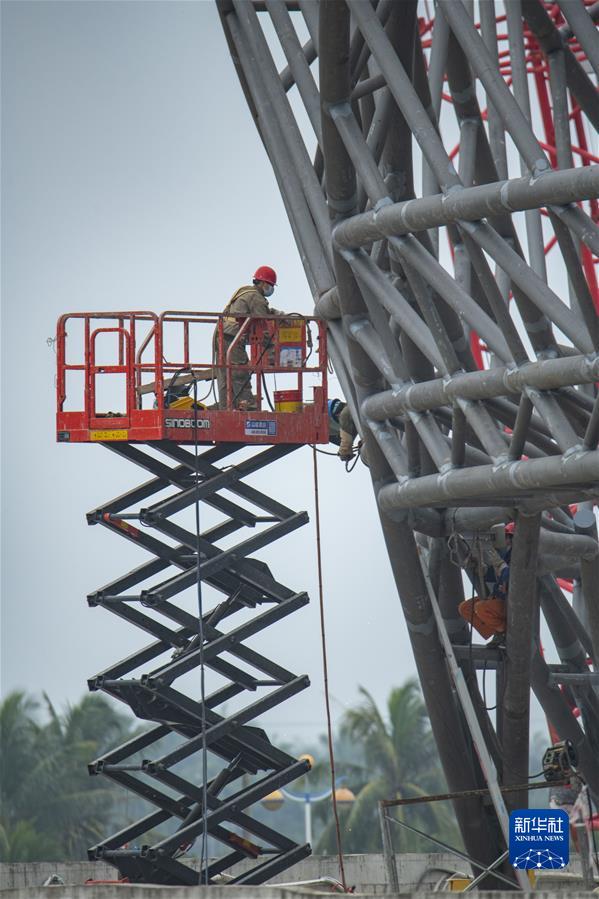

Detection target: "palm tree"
[0, 691, 41, 827]
[0, 691, 63, 860]
[0, 690, 135, 861]
[317, 680, 460, 853]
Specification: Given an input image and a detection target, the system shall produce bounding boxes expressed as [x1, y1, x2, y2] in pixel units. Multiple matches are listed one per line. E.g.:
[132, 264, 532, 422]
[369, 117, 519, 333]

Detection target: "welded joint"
[337, 245, 357, 264]
[456, 219, 483, 240]
[374, 474, 408, 505]
[490, 459, 521, 479]
[443, 182, 464, 198]
[451, 85, 477, 104]
[499, 180, 516, 212]
[405, 612, 437, 636]
[328, 194, 359, 216]
[502, 365, 526, 393]
[523, 384, 541, 403]
[373, 196, 394, 214]
[365, 411, 405, 439]
[436, 468, 459, 499]
[561, 443, 585, 459]
[347, 316, 374, 337]
[531, 157, 552, 179]
[405, 406, 428, 426]
[322, 98, 352, 119]
[459, 115, 480, 129]
[400, 381, 423, 413]
[392, 199, 416, 234]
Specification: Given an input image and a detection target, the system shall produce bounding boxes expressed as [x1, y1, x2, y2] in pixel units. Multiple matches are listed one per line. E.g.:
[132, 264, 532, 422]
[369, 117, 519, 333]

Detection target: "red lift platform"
[56, 311, 329, 445]
[55, 310, 329, 886]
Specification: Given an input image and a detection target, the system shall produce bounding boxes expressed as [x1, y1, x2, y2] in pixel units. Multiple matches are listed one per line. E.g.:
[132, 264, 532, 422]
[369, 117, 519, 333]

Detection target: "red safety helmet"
[253, 265, 277, 286]
[505, 522, 515, 535]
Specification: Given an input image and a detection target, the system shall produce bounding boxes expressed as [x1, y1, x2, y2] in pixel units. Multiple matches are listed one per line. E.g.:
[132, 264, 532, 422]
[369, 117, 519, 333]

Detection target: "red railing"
[56, 310, 329, 445]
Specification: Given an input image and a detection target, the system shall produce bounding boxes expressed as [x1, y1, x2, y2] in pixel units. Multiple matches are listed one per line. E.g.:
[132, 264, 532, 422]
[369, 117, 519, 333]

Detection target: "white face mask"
[263, 284, 274, 298]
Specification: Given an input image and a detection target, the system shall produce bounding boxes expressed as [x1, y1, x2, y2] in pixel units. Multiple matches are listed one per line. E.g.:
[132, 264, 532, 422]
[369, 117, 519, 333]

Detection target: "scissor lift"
[56, 311, 328, 885]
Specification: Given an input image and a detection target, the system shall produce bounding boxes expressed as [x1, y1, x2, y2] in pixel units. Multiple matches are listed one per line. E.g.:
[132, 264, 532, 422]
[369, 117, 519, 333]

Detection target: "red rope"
[312, 446, 349, 892]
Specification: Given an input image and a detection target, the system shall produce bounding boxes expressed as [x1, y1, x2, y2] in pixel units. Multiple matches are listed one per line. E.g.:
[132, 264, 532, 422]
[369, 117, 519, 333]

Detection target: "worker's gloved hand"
[482, 546, 503, 569]
[338, 429, 354, 462]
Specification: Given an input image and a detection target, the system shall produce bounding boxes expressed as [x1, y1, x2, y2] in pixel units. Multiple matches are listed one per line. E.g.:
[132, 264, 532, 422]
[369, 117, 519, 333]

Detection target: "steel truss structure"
[218, 0, 599, 881]
[85, 441, 311, 884]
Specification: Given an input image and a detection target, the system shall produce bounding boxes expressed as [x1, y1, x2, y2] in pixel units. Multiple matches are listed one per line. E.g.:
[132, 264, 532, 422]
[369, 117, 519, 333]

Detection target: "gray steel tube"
[362, 354, 599, 421]
[503, 513, 541, 812]
[378, 450, 599, 511]
[266, 1, 322, 144]
[574, 509, 599, 665]
[505, 0, 547, 282]
[332, 163, 599, 250]
[479, 0, 508, 180]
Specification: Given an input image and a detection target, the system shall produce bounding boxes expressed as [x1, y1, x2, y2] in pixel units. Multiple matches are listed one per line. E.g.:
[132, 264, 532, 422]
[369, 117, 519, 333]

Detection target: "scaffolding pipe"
[503, 513, 541, 812]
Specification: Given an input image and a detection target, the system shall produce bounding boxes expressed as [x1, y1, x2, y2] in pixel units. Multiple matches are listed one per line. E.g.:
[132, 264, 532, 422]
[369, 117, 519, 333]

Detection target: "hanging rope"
[310, 444, 339, 457]
[192, 375, 210, 884]
[311, 447, 349, 892]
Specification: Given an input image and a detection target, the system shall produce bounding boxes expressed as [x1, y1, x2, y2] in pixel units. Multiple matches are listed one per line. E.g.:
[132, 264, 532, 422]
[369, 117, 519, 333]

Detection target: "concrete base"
[1, 854, 596, 895]
[2, 885, 599, 899]
[1, 854, 461, 893]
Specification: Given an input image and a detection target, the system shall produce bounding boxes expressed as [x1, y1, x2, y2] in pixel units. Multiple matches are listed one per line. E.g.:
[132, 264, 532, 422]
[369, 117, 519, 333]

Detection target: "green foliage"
[316, 680, 461, 854]
[0, 681, 461, 863]
[0, 820, 62, 863]
[0, 690, 134, 862]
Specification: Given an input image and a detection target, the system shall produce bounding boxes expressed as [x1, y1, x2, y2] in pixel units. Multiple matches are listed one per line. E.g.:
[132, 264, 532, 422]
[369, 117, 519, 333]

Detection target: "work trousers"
[458, 596, 506, 640]
[213, 330, 255, 410]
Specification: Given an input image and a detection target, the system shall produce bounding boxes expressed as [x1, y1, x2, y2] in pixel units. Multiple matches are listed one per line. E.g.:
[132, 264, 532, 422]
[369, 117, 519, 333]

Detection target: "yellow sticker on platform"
[90, 429, 129, 441]
[278, 326, 303, 343]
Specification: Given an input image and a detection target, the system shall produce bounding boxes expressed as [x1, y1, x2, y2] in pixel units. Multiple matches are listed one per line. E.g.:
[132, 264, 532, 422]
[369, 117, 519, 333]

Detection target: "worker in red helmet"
[213, 267, 283, 410]
[458, 522, 514, 648]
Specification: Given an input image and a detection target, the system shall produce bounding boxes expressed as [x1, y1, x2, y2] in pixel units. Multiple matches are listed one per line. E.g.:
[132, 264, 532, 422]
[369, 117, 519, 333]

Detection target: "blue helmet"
[328, 398, 344, 421]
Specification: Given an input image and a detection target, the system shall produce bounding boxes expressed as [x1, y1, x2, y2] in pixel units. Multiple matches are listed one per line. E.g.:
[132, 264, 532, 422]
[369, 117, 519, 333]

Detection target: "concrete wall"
[1, 854, 591, 895]
[1, 854, 465, 893]
[1, 885, 598, 899]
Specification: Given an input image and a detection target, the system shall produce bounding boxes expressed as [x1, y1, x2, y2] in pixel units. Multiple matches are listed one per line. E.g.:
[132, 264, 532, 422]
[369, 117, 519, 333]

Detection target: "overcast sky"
[0, 0, 427, 751]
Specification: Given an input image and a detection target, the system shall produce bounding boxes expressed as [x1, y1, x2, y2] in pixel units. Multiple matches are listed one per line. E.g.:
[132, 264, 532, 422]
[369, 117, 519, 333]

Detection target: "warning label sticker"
[245, 420, 277, 437]
[90, 429, 129, 441]
[279, 346, 303, 368]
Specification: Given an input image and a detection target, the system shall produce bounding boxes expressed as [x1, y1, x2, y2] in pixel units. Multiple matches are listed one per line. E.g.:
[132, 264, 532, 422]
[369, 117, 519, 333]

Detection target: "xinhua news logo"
[509, 810, 569, 870]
